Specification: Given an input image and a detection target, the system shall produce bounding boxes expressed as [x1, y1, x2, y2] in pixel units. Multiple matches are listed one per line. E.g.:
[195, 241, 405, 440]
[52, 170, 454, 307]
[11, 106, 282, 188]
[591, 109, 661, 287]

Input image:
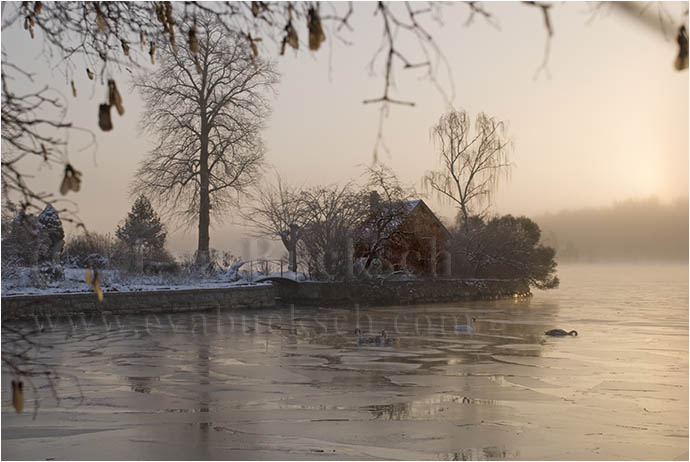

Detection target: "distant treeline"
[534, 197, 688, 263]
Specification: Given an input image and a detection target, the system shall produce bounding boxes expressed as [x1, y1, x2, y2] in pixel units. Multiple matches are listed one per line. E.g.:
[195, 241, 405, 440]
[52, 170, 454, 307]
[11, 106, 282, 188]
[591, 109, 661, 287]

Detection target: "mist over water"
[2, 263, 687, 460]
[534, 197, 689, 263]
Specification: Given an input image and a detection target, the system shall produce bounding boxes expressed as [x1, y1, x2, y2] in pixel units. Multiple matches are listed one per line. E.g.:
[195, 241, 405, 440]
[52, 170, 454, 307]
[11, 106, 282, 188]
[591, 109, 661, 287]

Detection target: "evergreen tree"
[37, 204, 65, 264]
[2, 208, 41, 266]
[116, 196, 167, 256]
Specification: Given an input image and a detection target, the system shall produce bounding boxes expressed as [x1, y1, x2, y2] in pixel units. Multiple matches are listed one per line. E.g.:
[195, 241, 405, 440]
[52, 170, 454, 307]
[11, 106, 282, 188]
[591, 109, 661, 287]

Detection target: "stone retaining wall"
[274, 278, 530, 306]
[1, 285, 276, 321]
[2, 279, 530, 321]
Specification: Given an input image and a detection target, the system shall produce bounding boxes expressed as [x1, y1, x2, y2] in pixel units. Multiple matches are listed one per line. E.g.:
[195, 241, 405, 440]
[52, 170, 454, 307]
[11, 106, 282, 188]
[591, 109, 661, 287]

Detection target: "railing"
[241, 259, 288, 282]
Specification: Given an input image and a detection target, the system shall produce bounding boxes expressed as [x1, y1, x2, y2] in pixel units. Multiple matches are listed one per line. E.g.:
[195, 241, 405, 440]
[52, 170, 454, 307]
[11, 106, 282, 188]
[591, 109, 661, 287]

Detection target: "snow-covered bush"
[37, 262, 65, 282]
[225, 260, 246, 282]
[449, 214, 559, 289]
[143, 261, 179, 275]
[62, 233, 115, 268]
[1, 254, 24, 281]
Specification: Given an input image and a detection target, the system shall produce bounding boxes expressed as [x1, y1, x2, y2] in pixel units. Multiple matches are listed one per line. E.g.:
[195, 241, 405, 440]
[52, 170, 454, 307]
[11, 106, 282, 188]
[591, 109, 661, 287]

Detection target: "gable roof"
[404, 199, 451, 238]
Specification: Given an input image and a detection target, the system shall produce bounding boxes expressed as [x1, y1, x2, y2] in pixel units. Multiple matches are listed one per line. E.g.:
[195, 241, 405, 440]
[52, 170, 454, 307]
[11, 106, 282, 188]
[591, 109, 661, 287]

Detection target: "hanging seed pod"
[165, 2, 174, 27]
[252, 2, 259, 17]
[121, 40, 130, 56]
[280, 37, 287, 56]
[60, 164, 82, 195]
[85, 266, 103, 301]
[29, 25, 34, 39]
[34, 1, 42, 15]
[188, 26, 199, 55]
[285, 22, 298, 50]
[98, 103, 113, 131]
[169, 32, 176, 52]
[69, 168, 81, 193]
[247, 34, 258, 58]
[71, 80, 77, 98]
[11, 381, 24, 414]
[194, 56, 202, 74]
[94, 270, 103, 302]
[675, 25, 689, 71]
[108, 79, 124, 116]
[307, 7, 325, 51]
[24, 16, 29, 29]
[149, 41, 156, 64]
[59, 173, 69, 195]
[140, 30, 145, 49]
[41, 143, 48, 161]
[96, 9, 107, 32]
[86, 68, 94, 80]
[29, 15, 34, 27]
[155, 3, 168, 32]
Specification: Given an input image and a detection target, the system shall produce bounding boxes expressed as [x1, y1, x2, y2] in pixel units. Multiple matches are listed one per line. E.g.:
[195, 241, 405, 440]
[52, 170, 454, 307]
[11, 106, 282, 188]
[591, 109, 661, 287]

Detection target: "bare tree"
[244, 165, 417, 275]
[2, 2, 686, 219]
[243, 174, 309, 273]
[132, 15, 277, 265]
[356, 164, 416, 270]
[424, 109, 511, 228]
[299, 184, 365, 280]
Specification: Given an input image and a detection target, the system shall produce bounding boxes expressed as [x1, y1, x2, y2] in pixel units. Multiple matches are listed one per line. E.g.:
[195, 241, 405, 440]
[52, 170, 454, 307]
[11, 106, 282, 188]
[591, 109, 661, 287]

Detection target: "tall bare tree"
[133, 15, 278, 265]
[424, 109, 511, 228]
[1, 2, 685, 220]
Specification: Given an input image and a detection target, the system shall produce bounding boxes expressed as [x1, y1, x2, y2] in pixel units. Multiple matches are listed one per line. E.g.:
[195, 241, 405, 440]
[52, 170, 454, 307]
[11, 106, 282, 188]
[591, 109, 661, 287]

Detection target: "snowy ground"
[0, 266, 306, 298]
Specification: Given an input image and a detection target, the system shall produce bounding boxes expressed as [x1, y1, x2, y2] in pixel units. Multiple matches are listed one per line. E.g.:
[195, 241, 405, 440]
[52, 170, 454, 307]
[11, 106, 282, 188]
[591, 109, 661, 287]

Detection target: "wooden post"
[134, 239, 144, 274]
[428, 236, 437, 278]
[288, 224, 298, 272]
[441, 250, 451, 277]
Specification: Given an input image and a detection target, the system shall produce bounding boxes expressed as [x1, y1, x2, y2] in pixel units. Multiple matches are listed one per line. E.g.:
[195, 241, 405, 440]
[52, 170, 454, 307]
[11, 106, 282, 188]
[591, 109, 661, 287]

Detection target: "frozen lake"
[2, 263, 688, 460]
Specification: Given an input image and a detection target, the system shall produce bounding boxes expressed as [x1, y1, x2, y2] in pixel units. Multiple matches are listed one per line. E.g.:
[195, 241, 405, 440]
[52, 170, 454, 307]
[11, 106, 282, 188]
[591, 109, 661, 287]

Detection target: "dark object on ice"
[545, 329, 578, 336]
[355, 328, 379, 345]
[455, 316, 476, 333]
[379, 330, 399, 346]
[355, 329, 399, 346]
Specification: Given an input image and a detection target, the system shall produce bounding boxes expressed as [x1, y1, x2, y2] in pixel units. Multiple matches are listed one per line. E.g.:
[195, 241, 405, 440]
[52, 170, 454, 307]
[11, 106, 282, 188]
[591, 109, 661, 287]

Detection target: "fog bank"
[534, 197, 688, 263]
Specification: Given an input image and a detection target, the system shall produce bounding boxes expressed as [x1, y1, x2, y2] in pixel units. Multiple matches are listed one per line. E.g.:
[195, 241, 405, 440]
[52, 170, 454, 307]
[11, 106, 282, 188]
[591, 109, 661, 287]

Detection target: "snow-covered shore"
[1, 266, 302, 298]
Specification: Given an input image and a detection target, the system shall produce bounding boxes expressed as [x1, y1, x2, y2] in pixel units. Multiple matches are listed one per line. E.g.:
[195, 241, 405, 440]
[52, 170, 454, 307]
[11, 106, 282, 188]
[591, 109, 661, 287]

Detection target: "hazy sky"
[1, 2, 688, 258]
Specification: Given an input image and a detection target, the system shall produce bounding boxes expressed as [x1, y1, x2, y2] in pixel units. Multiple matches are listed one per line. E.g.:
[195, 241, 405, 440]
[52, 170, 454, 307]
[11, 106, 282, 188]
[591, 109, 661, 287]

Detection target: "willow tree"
[424, 109, 511, 228]
[133, 15, 278, 265]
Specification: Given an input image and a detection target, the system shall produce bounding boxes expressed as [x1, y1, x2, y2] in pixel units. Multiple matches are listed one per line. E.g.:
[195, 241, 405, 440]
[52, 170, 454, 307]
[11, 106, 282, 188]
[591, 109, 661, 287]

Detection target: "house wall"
[386, 205, 450, 275]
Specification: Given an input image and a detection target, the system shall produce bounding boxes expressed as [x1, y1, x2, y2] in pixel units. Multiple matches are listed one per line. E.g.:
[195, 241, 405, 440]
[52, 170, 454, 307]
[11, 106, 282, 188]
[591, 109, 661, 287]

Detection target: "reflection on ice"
[363, 393, 498, 421]
[437, 446, 519, 461]
[2, 264, 687, 460]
